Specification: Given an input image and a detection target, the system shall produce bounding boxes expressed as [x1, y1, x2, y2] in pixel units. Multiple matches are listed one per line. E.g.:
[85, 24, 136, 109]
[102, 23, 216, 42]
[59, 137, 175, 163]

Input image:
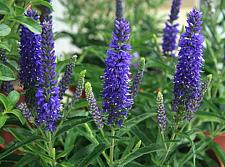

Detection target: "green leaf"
[14, 5, 25, 16]
[131, 126, 152, 146]
[15, 154, 38, 167]
[79, 143, 106, 166]
[55, 117, 92, 136]
[5, 109, 26, 125]
[0, 114, 8, 129]
[0, 136, 4, 144]
[31, 0, 53, 11]
[0, 2, 10, 15]
[56, 147, 73, 159]
[196, 111, 225, 124]
[7, 90, 20, 109]
[179, 138, 211, 166]
[0, 93, 10, 109]
[0, 43, 10, 52]
[0, 24, 11, 36]
[118, 113, 157, 136]
[118, 144, 163, 167]
[11, 16, 41, 34]
[210, 142, 225, 165]
[0, 63, 16, 81]
[58, 162, 74, 167]
[0, 136, 42, 160]
[5, 127, 32, 141]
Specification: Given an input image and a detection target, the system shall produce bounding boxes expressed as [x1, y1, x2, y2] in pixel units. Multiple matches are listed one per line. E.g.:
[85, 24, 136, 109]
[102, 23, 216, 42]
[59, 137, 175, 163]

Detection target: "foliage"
[0, 0, 224, 167]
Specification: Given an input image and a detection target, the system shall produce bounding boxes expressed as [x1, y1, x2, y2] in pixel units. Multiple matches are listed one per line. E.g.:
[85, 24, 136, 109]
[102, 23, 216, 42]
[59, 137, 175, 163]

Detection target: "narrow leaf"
[0, 114, 8, 129]
[0, 136, 42, 160]
[118, 144, 162, 167]
[55, 117, 92, 136]
[5, 109, 26, 125]
[79, 143, 106, 166]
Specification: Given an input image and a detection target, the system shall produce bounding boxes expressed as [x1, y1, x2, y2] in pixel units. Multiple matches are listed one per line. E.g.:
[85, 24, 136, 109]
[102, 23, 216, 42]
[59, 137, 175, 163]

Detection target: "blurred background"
[53, 0, 200, 55]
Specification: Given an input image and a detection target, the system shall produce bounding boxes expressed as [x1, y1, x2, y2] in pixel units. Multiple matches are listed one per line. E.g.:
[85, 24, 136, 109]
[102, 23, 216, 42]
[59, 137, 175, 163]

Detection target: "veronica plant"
[83, 1, 145, 166]
[162, 0, 181, 56]
[172, 8, 205, 120]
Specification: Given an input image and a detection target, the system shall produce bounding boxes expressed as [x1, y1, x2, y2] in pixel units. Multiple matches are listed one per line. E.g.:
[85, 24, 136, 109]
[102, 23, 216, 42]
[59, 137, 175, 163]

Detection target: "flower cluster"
[58, 56, 77, 100]
[19, 9, 42, 89]
[157, 91, 166, 131]
[72, 70, 86, 103]
[169, 0, 182, 23]
[17, 103, 33, 121]
[172, 8, 204, 119]
[35, 19, 61, 132]
[85, 82, 104, 128]
[116, 0, 123, 18]
[102, 18, 133, 127]
[162, 0, 181, 56]
[132, 57, 145, 97]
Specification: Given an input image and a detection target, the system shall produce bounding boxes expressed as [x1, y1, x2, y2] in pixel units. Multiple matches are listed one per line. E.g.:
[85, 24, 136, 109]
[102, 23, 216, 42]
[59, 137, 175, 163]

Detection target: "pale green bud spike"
[156, 91, 166, 131]
[157, 91, 163, 103]
[202, 74, 212, 94]
[70, 55, 77, 64]
[72, 69, 86, 103]
[80, 70, 87, 78]
[139, 57, 145, 70]
[85, 82, 92, 94]
[85, 82, 104, 128]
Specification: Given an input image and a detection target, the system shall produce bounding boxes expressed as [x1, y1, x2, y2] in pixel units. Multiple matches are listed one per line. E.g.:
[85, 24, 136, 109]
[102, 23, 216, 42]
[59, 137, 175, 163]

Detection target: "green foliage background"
[0, 0, 224, 166]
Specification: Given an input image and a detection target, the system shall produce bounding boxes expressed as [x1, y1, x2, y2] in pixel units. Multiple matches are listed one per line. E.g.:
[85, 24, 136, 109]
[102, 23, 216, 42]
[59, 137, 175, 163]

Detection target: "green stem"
[47, 132, 56, 167]
[84, 123, 110, 164]
[109, 129, 115, 167]
[162, 122, 187, 166]
[161, 132, 176, 165]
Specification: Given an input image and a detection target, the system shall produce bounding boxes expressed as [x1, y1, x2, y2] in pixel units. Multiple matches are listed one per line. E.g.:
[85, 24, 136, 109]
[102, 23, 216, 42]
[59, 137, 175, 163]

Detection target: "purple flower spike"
[162, 23, 179, 56]
[17, 103, 33, 121]
[19, 9, 42, 89]
[58, 56, 77, 100]
[85, 82, 104, 128]
[157, 91, 166, 131]
[169, 0, 182, 23]
[172, 9, 204, 119]
[162, 0, 181, 56]
[102, 18, 133, 127]
[35, 19, 61, 132]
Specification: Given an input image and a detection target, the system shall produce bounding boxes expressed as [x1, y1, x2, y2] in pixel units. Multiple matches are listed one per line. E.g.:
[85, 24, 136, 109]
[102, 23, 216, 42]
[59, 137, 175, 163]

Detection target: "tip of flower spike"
[157, 91, 163, 102]
[85, 82, 92, 93]
[201, 74, 212, 94]
[80, 70, 87, 78]
[139, 57, 145, 69]
[116, 0, 123, 18]
[206, 74, 212, 83]
[71, 55, 77, 63]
